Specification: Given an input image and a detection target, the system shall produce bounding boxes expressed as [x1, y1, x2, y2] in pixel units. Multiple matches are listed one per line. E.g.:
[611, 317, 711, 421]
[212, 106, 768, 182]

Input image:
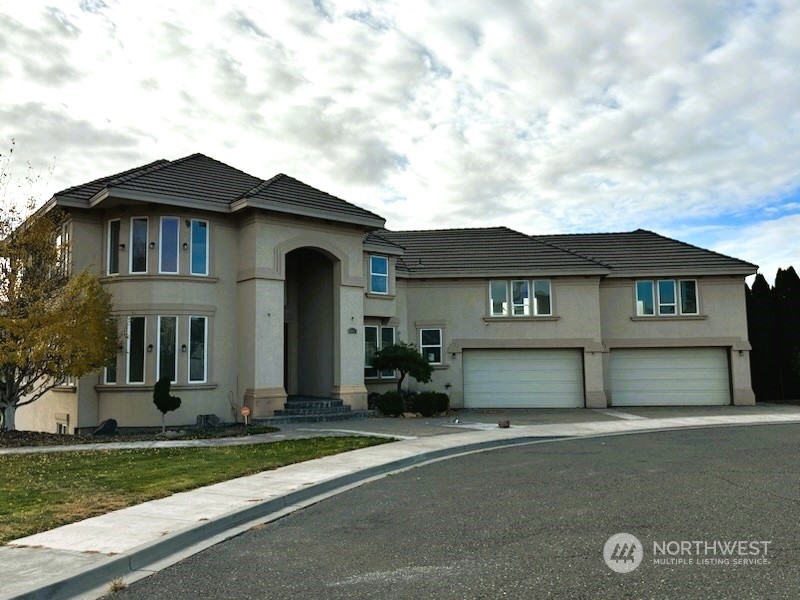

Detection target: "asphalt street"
[110, 424, 800, 599]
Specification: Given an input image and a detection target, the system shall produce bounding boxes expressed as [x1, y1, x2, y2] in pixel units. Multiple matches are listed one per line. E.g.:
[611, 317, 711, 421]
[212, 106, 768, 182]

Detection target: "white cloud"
[0, 0, 798, 275]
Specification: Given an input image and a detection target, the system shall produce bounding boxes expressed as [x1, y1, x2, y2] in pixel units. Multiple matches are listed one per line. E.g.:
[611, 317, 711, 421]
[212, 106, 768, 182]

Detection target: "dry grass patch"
[0, 436, 388, 543]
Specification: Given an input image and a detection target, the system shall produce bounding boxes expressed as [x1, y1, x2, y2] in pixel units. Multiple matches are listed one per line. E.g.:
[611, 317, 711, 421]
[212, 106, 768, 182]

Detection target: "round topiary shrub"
[375, 391, 405, 416]
[410, 391, 450, 416]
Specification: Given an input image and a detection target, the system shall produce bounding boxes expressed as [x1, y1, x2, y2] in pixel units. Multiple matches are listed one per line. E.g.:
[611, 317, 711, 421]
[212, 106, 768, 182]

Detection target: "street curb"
[10, 418, 800, 599]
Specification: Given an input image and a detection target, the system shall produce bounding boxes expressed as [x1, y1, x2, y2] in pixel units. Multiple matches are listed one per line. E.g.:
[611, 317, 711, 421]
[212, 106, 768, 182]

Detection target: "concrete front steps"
[255, 395, 377, 425]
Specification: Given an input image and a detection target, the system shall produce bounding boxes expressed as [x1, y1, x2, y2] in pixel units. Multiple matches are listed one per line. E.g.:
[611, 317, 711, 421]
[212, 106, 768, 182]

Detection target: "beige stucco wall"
[370, 276, 607, 408]
[599, 276, 754, 405]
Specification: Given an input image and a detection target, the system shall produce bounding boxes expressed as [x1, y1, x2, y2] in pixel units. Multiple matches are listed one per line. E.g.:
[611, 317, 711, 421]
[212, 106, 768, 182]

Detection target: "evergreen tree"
[747, 274, 775, 401]
[774, 267, 800, 400]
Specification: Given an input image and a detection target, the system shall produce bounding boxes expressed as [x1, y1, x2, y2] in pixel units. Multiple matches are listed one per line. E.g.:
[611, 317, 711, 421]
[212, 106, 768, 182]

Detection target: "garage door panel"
[463, 349, 584, 409]
[609, 348, 730, 406]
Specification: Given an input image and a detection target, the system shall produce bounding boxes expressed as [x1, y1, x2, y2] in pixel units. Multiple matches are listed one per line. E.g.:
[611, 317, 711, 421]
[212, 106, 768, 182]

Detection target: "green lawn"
[0, 436, 388, 544]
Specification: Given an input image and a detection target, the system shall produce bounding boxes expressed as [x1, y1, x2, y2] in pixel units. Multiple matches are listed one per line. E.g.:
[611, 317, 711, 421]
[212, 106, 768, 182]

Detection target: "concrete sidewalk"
[3, 405, 800, 600]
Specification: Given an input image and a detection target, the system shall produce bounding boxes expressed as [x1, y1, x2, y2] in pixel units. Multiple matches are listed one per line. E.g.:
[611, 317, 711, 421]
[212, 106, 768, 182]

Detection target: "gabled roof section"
[240, 173, 385, 228]
[536, 229, 757, 277]
[363, 231, 405, 255]
[378, 227, 609, 278]
[50, 154, 385, 229]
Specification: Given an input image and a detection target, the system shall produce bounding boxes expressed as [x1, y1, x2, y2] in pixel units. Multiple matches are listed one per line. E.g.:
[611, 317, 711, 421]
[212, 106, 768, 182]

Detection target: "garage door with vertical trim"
[463, 349, 584, 408]
[609, 348, 730, 406]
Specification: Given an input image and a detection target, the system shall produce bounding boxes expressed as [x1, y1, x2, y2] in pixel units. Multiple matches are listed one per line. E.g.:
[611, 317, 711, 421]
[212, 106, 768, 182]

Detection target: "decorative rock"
[92, 419, 118, 436]
[402, 412, 417, 418]
[498, 419, 510, 429]
[196, 414, 221, 430]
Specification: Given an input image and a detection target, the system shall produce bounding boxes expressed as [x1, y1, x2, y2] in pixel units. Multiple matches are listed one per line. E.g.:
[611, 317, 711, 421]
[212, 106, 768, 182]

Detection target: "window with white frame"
[190, 219, 208, 276]
[636, 279, 699, 316]
[364, 325, 395, 378]
[127, 316, 146, 384]
[189, 316, 207, 382]
[130, 217, 148, 274]
[420, 329, 442, 364]
[490, 279, 551, 316]
[105, 355, 117, 385]
[158, 316, 178, 383]
[107, 219, 121, 275]
[369, 256, 389, 294]
[55, 222, 70, 277]
[160, 217, 179, 274]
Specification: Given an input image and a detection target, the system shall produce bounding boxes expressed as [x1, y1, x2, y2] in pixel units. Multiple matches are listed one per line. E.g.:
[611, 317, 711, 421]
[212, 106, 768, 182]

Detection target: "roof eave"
[234, 198, 386, 230]
[90, 188, 232, 213]
[606, 267, 757, 278]
[395, 268, 610, 279]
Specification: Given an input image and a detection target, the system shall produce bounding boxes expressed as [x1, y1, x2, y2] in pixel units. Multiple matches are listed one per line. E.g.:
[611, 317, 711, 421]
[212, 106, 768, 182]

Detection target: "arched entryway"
[284, 248, 335, 398]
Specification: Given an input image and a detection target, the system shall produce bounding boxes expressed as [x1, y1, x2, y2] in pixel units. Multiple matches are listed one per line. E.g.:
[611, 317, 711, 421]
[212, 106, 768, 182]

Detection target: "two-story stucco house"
[15, 154, 757, 433]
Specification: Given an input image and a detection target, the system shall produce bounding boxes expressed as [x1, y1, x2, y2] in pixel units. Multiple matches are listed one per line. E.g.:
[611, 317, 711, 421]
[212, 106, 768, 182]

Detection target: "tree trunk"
[396, 372, 406, 394]
[2, 404, 17, 431]
[162, 413, 166, 433]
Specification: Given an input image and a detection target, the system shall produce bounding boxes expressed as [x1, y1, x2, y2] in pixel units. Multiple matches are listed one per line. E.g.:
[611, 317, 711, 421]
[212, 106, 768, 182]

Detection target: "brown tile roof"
[378, 227, 608, 277]
[53, 154, 384, 227]
[536, 229, 757, 276]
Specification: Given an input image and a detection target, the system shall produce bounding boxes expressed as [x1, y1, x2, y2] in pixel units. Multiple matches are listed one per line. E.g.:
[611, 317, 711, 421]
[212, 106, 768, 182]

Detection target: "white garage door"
[463, 349, 584, 408]
[609, 348, 730, 406]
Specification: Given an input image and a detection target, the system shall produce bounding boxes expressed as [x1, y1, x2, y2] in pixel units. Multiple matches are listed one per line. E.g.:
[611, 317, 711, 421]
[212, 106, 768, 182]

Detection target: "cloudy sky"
[1, 0, 798, 282]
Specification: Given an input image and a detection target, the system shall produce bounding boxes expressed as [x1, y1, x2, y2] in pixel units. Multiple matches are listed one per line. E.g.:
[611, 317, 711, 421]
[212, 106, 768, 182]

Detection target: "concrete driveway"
[109, 424, 800, 600]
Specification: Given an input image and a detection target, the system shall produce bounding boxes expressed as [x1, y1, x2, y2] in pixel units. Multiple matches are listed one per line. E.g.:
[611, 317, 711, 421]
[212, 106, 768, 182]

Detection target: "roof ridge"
[239, 173, 285, 200]
[54, 158, 170, 196]
[532, 236, 613, 268]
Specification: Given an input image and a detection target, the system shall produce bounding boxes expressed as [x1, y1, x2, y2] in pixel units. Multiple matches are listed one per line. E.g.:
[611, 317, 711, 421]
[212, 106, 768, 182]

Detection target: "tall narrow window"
[680, 280, 698, 314]
[130, 217, 148, 273]
[364, 326, 378, 378]
[636, 281, 655, 316]
[369, 256, 388, 294]
[511, 280, 530, 316]
[158, 316, 177, 383]
[56, 222, 70, 277]
[108, 219, 120, 275]
[105, 355, 117, 385]
[490, 281, 508, 316]
[160, 217, 179, 274]
[420, 329, 442, 364]
[380, 326, 395, 377]
[533, 280, 552, 315]
[189, 316, 207, 382]
[658, 280, 676, 315]
[190, 220, 208, 275]
[127, 316, 145, 384]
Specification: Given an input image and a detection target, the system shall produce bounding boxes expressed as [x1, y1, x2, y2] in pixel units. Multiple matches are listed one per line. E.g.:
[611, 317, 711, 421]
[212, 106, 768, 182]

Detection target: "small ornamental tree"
[371, 341, 433, 394]
[153, 376, 181, 432]
[0, 180, 118, 429]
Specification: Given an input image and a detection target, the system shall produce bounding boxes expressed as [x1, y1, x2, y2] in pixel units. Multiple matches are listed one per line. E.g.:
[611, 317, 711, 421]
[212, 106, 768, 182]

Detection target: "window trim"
[510, 280, 530, 316]
[129, 217, 149, 274]
[104, 357, 117, 385]
[635, 280, 655, 316]
[159, 217, 180, 275]
[369, 255, 389, 295]
[489, 280, 509, 316]
[419, 328, 443, 365]
[679, 279, 699, 315]
[188, 315, 208, 383]
[157, 315, 178, 384]
[532, 279, 552, 316]
[190, 219, 209, 276]
[107, 219, 121, 275]
[126, 316, 146, 385]
[657, 279, 677, 315]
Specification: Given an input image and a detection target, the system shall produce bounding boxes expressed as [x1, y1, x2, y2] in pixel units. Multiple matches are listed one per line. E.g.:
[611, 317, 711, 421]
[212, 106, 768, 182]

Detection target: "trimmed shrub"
[410, 391, 450, 417]
[375, 391, 404, 416]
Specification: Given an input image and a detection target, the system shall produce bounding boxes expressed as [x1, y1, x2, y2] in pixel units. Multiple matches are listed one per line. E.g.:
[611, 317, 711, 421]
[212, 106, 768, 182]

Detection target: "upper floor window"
[190, 219, 208, 275]
[369, 256, 389, 294]
[490, 279, 552, 316]
[160, 217, 179, 274]
[107, 219, 121, 275]
[55, 222, 70, 277]
[420, 329, 442, 364]
[130, 217, 148, 274]
[636, 280, 698, 316]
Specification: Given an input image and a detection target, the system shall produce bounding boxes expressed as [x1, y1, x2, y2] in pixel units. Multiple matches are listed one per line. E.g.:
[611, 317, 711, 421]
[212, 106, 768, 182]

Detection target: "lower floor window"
[365, 325, 395, 378]
[420, 328, 442, 364]
[127, 316, 146, 383]
[189, 316, 208, 383]
[158, 316, 178, 383]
